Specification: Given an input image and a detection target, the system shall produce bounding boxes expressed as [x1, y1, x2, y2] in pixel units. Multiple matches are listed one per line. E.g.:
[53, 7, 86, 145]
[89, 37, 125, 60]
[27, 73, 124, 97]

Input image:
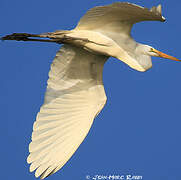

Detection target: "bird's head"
[127, 44, 181, 72]
[143, 45, 180, 62]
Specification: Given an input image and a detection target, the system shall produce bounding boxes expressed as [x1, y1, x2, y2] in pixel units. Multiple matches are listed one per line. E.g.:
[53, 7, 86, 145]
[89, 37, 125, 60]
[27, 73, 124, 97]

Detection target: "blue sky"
[1, 0, 181, 180]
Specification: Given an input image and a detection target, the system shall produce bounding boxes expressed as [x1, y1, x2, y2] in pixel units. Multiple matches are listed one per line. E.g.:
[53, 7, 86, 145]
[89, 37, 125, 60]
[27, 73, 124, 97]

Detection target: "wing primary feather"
[156, 4, 162, 15]
[28, 45, 108, 177]
[76, 2, 165, 35]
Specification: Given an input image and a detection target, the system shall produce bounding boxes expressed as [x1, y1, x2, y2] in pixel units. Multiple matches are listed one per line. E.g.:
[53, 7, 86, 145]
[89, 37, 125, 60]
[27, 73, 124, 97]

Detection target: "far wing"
[27, 45, 108, 179]
[76, 2, 165, 35]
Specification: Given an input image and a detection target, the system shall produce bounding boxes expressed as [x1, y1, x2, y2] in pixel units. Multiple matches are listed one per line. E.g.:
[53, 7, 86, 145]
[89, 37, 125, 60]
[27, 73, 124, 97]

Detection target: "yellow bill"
[153, 49, 181, 62]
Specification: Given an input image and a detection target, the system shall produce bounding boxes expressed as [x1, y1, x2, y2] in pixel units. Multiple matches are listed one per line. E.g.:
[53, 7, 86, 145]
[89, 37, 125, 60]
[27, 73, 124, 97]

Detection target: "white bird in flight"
[2, 2, 180, 179]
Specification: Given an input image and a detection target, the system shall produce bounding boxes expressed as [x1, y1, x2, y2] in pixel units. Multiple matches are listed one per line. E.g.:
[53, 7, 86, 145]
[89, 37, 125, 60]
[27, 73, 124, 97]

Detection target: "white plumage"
[27, 45, 107, 179]
[2, 2, 180, 179]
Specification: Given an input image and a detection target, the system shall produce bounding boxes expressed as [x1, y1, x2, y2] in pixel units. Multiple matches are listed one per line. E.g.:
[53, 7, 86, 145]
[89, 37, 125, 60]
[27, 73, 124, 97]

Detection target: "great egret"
[2, 2, 180, 179]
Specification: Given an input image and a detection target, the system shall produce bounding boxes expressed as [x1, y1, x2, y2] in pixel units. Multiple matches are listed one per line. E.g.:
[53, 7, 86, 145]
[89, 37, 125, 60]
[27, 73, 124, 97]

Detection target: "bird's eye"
[150, 48, 154, 52]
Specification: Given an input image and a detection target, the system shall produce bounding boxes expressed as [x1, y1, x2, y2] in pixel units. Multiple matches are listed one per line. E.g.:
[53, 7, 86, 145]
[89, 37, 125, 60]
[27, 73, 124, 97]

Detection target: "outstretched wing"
[27, 45, 108, 179]
[76, 2, 165, 35]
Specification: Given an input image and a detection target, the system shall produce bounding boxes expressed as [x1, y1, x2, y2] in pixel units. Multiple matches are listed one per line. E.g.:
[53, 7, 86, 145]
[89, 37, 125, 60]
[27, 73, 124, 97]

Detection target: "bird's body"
[52, 29, 152, 72]
[54, 30, 120, 56]
[50, 30, 150, 71]
[2, 2, 180, 179]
